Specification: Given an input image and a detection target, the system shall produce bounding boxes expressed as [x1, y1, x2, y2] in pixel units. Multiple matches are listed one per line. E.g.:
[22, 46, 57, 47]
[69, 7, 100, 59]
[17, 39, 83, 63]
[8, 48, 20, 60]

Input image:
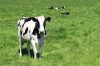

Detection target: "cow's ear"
[45, 17, 51, 22]
[32, 17, 38, 22]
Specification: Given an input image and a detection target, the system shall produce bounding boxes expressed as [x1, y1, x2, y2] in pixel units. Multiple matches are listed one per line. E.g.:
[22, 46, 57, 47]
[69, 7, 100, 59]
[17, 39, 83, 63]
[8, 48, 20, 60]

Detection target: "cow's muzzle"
[39, 31, 45, 35]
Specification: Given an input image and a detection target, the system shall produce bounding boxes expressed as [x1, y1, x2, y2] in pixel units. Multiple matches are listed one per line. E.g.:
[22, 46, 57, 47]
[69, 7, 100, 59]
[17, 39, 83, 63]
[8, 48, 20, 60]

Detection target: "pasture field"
[0, 0, 100, 66]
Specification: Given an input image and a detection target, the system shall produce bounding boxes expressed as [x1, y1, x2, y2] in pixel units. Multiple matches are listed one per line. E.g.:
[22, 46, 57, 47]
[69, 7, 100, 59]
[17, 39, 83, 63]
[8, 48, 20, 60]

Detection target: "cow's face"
[36, 16, 51, 34]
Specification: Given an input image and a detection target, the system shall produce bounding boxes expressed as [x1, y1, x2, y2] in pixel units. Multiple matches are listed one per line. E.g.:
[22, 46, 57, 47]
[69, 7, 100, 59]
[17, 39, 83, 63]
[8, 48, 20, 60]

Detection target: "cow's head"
[33, 16, 51, 35]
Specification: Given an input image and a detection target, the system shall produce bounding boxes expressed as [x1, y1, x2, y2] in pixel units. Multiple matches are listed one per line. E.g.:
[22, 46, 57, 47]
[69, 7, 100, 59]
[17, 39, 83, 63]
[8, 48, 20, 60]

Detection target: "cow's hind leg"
[19, 38, 23, 57]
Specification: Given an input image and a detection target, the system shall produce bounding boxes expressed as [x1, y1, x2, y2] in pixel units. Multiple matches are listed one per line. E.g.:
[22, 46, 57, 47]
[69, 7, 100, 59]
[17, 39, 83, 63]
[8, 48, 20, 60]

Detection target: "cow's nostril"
[40, 31, 44, 34]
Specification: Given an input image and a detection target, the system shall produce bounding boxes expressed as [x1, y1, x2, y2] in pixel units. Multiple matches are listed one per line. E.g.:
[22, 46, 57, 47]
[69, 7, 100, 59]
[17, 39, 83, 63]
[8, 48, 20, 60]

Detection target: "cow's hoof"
[39, 58, 42, 60]
[19, 54, 22, 57]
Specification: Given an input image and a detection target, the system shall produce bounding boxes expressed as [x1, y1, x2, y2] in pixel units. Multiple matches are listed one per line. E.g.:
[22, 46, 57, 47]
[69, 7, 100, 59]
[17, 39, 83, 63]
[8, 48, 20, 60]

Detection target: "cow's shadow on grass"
[18, 48, 40, 59]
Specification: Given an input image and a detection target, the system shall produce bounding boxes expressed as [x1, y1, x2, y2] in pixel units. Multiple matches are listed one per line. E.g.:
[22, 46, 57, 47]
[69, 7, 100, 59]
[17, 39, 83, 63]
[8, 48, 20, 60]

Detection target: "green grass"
[0, 0, 100, 66]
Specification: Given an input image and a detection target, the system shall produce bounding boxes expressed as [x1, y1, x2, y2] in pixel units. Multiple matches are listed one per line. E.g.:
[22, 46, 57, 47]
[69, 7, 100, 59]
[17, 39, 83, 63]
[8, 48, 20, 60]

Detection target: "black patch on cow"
[20, 30, 22, 35]
[32, 28, 40, 39]
[32, 22, 41, 39]
[35, 19, 40, 29]
[45, 17, 51, 22]
[32, 21, 39, 35]
[25, 17, 38, 22]
[32, 28, 37, 35]
[23, 27, 28, 36]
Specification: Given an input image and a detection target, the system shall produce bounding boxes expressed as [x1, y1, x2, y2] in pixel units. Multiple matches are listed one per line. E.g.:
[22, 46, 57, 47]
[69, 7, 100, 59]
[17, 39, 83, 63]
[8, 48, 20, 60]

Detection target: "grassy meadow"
[0, 0, 100, 66]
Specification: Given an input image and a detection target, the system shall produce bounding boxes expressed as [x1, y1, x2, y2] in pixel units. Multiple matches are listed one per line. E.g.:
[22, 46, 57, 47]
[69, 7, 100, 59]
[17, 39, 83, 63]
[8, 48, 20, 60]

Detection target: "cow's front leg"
[31, 39, 37, 59]
[38, 38, 44, 59]
[39, 44, 43, 59]
[19, 38, 22, 57]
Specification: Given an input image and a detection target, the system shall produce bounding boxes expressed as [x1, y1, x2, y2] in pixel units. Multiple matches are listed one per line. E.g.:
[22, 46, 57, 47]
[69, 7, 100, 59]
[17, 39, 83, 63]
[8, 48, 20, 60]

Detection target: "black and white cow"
[17, 16, 51, 59]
